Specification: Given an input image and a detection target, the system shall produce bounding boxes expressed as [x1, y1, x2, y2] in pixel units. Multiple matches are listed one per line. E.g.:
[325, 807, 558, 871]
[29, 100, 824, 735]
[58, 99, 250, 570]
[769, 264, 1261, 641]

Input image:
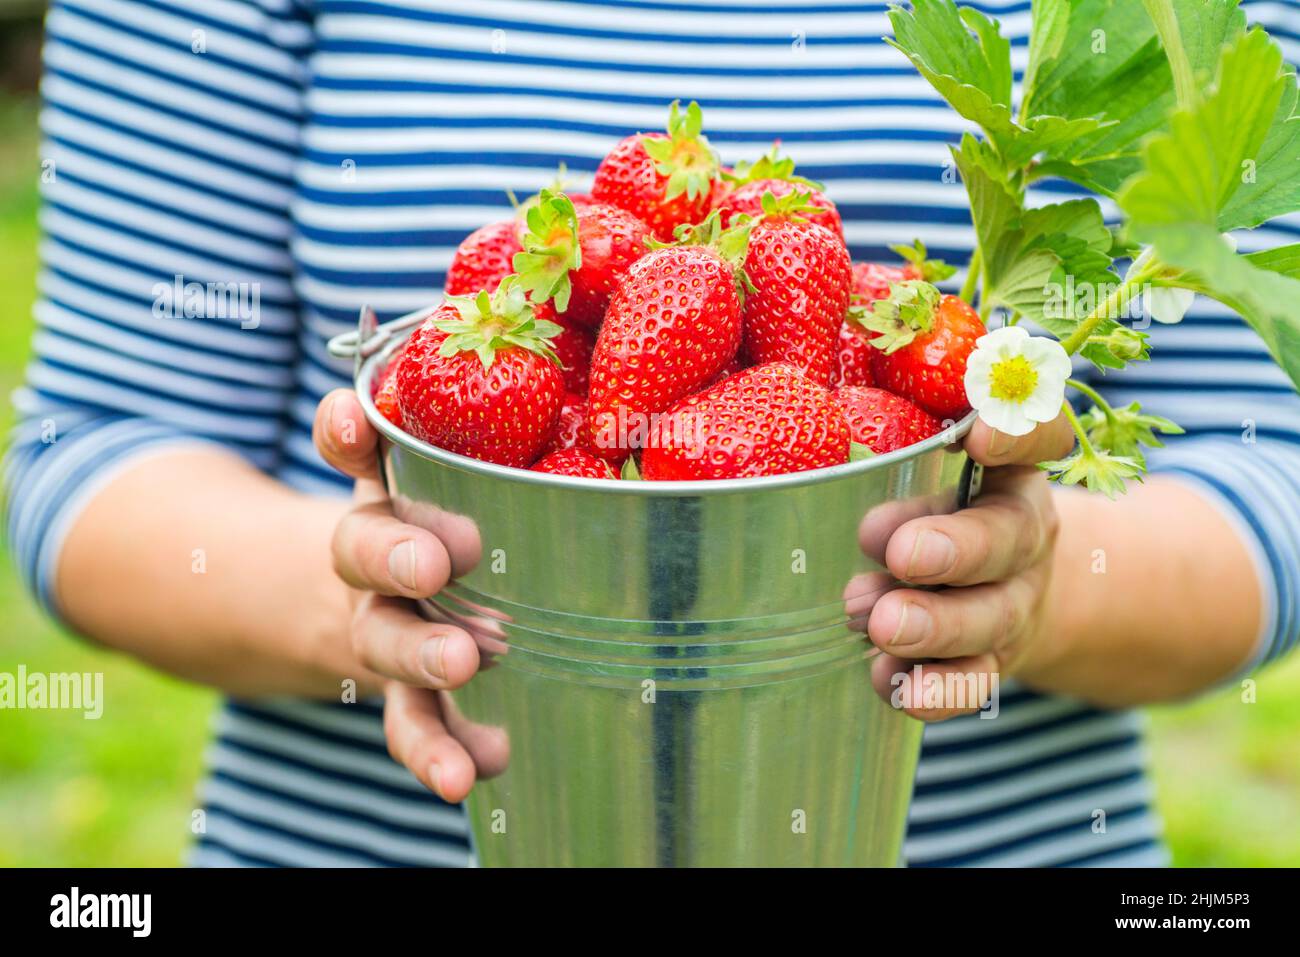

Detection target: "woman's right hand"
[314, 387, 483, 803]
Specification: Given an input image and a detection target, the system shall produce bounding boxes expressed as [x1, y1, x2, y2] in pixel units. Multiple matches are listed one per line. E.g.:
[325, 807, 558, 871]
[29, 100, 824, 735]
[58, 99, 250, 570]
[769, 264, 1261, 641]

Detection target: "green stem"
[1066, 378, 1116, 423]
[960, 247, 982, 304]
[1058, 261, 1157, 356]
[1142, 0, 1198, 112]
[1060, 399, 1096, 457]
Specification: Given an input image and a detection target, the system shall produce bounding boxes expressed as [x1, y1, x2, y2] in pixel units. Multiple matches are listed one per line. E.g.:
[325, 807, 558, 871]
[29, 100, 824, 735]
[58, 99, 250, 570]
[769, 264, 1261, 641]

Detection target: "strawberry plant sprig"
[886, 0, 1300, 495]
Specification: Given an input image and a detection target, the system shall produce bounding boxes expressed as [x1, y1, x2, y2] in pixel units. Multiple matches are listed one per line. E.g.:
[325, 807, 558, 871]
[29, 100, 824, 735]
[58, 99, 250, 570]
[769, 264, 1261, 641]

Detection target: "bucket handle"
[327, 304, 435, 376]
[956, 458, 984, 510]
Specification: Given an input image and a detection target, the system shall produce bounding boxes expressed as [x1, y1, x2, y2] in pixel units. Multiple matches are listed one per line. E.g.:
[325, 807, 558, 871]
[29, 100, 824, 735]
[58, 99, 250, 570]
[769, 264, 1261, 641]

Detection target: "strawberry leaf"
[1149, 225, 1300, 390]
[1020, 0, 1245, 195]
[1119, 27, 1300, 390]
[620, 455, 642, 481]
[887, 0, 1108, 168]
[951, 136, 1122, 355]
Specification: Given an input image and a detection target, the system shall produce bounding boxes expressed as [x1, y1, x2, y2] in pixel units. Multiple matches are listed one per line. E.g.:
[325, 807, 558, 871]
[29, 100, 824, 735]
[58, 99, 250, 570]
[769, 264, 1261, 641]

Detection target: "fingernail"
[388, 540, 418, 591]
[428, 763, 445, 800]
[907, 530, 956, 579]
[988, 428, 1018, 459]
[420, 635, 446, 684]
[890, 602, 931, 648]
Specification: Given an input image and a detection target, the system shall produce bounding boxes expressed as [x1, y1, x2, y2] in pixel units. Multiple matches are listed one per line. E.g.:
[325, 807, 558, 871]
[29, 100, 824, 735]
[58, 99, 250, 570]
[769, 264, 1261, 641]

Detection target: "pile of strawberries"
[372, 102, 986, 481]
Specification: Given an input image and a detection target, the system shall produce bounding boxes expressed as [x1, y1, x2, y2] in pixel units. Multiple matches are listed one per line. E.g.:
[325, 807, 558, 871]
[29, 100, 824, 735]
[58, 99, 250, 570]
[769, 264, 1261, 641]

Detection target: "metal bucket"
[331, 308, 980, 867]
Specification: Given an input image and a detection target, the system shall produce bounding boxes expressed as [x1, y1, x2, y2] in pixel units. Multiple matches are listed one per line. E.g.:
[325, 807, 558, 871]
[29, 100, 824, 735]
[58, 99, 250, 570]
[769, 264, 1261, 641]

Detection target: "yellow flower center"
[988, 355, 1039, 403]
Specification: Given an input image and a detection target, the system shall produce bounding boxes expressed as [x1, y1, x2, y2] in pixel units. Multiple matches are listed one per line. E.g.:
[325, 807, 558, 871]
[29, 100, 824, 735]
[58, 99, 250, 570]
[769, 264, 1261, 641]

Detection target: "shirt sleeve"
[3, 0, 313, 617]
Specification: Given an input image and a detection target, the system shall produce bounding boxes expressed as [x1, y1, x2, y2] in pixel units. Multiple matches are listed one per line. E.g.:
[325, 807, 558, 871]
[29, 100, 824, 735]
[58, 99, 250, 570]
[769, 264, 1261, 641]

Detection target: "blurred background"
[1, 2, 1297, 867]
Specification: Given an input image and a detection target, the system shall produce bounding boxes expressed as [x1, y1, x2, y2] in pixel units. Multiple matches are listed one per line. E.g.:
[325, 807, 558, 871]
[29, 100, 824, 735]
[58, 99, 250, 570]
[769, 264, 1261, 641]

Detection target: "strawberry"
[444, 219, 522, 296]
[532, 300, 595, 396]
[740, 190, 851, 386]
[591, 100, 720, 242]
[396, 278, 565, 467]
[587, 212, 749, 459]
[832, 386, 941, 454]
[543, 392, 597, 456]
[371, 342, 407, 427]
[714, 145, 843, 240]
[834, 242, 957, 389]
[512, 190, 652, 330]
[721, 179, 843, 242]
[641, 362, 850, 480]
[531, 447, 617, 479]
[858, 280, 984, 421]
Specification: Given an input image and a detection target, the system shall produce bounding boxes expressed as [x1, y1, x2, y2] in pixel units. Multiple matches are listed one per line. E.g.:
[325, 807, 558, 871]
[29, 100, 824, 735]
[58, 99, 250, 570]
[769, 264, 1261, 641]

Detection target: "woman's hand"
[314, 388, 482, 802]
[866, 416, 1075, 721]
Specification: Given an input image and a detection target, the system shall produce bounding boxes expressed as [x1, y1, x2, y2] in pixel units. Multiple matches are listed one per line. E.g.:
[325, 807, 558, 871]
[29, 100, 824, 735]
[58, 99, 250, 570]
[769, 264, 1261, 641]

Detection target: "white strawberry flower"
[964, 326, 1072, 437]
[1145, 286, 1195, 324]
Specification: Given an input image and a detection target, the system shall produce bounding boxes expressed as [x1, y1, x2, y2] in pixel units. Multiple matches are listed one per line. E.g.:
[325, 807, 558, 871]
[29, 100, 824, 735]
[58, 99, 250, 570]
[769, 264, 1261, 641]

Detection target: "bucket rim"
[355, 332, 977, 496]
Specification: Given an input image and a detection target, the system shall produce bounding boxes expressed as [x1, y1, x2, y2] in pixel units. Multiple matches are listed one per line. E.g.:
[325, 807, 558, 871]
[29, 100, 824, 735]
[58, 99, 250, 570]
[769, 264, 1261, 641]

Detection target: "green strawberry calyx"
[851, 279, 943, 355]
[437, 276, 564, 370]
[756, 188, 828, 224]
[511, 189, 582, 313]
[890, 239, 957, 283]
[653, 210, 757, 299]
[506, 162, 578, 215]
[661, 210, 753, 269]
[640, 100, 719, 203]
[722, 142, 823, 190]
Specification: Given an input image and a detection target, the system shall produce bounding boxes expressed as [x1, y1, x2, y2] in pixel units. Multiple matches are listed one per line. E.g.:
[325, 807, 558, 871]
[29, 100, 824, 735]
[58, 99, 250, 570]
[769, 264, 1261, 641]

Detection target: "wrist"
[1014, 486, 1103, 685]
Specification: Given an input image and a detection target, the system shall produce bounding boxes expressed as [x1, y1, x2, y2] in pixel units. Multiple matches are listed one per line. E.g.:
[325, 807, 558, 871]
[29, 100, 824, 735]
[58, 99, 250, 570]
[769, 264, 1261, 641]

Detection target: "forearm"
[54, 446, 367, 698]
[1021, 476, 1263, 706]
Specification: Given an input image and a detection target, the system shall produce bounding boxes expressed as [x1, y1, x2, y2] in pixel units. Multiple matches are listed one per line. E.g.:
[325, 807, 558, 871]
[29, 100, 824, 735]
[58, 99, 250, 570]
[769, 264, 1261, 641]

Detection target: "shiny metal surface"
[341, 314, 975, 867]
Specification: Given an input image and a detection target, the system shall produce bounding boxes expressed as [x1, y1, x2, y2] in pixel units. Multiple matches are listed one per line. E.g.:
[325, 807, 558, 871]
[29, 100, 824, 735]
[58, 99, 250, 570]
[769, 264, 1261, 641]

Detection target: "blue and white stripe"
[6, 0, 1298, 867]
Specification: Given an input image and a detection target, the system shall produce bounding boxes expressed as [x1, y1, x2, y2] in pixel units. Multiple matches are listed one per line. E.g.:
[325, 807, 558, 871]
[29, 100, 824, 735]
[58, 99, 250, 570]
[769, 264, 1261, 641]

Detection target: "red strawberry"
[396, 278, 565, 467]
[859, 281, 984, 421]
[587, 212, 748, 459]
[721, 179, 843, 241]
[832, 323, 878, 389]
[531, 447, 617, 479]
[834, 264, 914, 389]
[512, 190, 652, 330]
[714, 145, 843, 240]
[371, 342, 407, 427]
[543, 392, 597, 456]
[834, 243, 956, 388]
[641, 362, 850, 480]
[591, 100, 720, 242]
[852, 261, 917, 300]
[832, 386, 941, 454]
[532, 301, 594, 396]
[740, 190, 851, 386]
[444, 220, 522, 296]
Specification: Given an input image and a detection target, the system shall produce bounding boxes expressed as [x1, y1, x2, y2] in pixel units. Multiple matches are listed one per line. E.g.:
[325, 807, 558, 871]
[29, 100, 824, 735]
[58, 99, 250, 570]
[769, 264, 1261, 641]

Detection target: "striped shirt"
[7, 0, 1299, 867]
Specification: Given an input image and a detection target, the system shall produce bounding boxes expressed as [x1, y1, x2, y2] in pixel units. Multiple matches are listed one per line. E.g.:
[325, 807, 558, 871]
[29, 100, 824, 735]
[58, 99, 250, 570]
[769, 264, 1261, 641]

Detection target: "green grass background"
[1, 95, 1296, 867]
